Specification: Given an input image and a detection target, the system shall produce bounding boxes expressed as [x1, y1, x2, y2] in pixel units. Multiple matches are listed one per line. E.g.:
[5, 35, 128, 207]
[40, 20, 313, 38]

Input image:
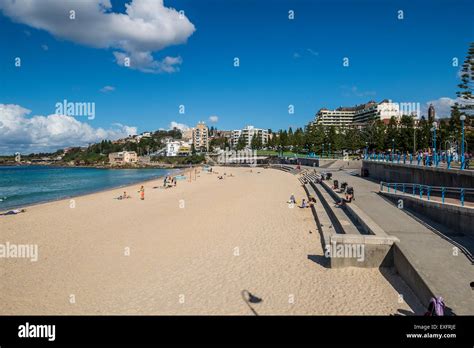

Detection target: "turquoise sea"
[0, 166, 175, 211]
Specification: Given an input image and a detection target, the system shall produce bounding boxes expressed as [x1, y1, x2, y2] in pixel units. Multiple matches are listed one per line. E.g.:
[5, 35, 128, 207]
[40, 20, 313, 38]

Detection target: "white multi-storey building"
[314, 108, 356, 126]
[312, 100, 402, 127]
[231, 125, 268, 148]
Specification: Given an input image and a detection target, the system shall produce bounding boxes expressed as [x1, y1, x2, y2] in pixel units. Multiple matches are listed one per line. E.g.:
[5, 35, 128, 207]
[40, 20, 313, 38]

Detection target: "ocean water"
[0, 166, 176, 211]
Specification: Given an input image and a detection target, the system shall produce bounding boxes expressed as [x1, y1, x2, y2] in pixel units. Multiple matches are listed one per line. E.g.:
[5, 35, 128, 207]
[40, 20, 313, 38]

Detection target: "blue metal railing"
[380, 182, 473, 207]
[365, 152, 470, 171]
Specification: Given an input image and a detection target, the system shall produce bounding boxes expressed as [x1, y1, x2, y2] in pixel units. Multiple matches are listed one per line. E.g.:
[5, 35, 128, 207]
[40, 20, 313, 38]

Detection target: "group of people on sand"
[116, 191, 132, 200]
[163, 176, 177, 188]
[115, 175, 180, 202]
[217, 172, 234, 180]
[287, 193, 316, 209]
[115, 188, 141, 200]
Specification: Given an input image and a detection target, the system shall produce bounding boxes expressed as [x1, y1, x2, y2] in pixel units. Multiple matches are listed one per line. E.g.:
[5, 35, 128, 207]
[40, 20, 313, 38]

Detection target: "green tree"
[385, 117, 399, 151]
[399, 115, 415, 152]
[279, 130, 289, 150]
[344, 127, 364, 153]
[417, 116, 431, 150]
[250, 134, 263, 150]
[236, 135, 246, 150]
[456, 42, 474, 118]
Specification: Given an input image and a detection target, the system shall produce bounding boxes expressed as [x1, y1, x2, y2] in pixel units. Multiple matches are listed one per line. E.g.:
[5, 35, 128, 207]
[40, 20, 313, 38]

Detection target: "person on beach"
[116, 191, 131, 200]
[299, 199, 308, 208]
[173, 177, 177, 187]
[163, 176, 168, 187]
[287, 194, 296, 204]
[425, 297, 445, 316]
[0, 209, 26, 216]
[335, 198, 346, 207]
[336, 189, 353, 207]
[138, 186, 145, 200]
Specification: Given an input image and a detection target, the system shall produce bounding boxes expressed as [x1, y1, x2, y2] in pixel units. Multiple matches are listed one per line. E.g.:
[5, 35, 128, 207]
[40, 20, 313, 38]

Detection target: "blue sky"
[0, 0, 473, 153]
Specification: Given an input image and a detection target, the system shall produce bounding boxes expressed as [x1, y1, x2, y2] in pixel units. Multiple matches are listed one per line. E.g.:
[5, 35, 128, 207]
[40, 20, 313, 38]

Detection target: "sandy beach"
[0, 166, 424, 315]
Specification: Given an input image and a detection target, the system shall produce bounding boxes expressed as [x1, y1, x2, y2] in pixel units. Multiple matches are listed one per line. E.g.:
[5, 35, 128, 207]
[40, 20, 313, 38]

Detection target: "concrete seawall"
[362, 160, 474, 189]
[380, 192, 474, 238]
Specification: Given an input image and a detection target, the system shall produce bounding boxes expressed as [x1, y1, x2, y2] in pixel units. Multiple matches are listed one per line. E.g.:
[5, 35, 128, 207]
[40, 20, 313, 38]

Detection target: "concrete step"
[310, 181, 361, 235]
[303, 183, 332, 248]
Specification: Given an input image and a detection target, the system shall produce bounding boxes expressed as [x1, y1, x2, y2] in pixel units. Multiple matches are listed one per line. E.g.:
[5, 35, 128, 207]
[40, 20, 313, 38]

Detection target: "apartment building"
[231, 125, 268, 148]
[312, 100, 402, 127]
[193, 122, 209, 152]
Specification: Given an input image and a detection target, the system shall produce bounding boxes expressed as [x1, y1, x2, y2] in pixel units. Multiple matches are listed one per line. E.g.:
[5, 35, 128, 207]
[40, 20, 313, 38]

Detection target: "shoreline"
[0, 162, 200, 169]
[0, 166, 194, 212]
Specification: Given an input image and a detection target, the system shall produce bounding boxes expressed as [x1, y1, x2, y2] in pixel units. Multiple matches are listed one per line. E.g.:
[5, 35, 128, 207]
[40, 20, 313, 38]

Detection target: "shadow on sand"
[307, 254, 330, 268]
[241, 290, 262, 316]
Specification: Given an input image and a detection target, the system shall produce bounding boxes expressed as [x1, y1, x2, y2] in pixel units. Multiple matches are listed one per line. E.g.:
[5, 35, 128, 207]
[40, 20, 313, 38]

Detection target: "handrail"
[363, 152, 471, 171]
[379, 181, 473, 206]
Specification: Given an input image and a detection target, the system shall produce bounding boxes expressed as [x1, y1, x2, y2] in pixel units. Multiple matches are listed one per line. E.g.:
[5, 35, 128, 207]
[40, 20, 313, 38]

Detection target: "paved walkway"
[327, 170, 474, 315]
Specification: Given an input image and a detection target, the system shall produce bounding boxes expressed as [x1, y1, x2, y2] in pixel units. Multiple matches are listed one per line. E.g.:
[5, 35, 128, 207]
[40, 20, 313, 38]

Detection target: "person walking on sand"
[138, 186, 145, 200]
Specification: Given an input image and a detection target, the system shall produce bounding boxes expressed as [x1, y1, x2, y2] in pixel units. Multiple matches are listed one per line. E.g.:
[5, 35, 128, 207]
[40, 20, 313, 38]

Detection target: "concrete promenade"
[328, 170, 474, 315]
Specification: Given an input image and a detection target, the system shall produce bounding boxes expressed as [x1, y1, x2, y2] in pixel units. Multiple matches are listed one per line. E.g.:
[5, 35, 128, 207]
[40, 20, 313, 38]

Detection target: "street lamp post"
[460, 115, 466, 170]
[328, 143, 331, 159]
[413, 126, 416, 155]
[365, 141, 368, 159]
[391, 138, 395, 162]
[432, 122, 437, 166]
[322, 144, 325, 158]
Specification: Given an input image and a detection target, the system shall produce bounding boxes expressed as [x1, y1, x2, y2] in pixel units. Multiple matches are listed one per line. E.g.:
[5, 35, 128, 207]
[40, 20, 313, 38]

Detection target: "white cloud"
[169, 121, 190, 131]
[423, 97, 461, 118]
[293, 52, 301, 59]
[113, 52, 182, 73]
[307, 48, 318, 56]
[41, 44, 48, 51]
[100, 85, 115, 93]
[208, 115, 218, 123]
[0, 0, 195, 73]
[0, 104, 137, 154]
